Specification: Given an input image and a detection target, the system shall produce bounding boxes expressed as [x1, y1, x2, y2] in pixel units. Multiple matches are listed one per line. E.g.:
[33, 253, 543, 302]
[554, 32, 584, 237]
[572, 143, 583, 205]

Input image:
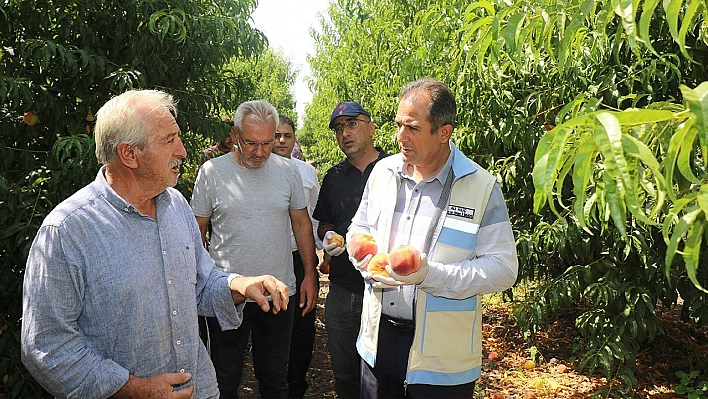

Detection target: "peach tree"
[303, 0, 707, 393]
[0, 0, 277, 396]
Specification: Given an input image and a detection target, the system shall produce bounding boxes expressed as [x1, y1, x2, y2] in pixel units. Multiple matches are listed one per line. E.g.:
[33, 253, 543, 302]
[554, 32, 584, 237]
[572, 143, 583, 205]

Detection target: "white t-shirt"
[291, 157, 322, 252]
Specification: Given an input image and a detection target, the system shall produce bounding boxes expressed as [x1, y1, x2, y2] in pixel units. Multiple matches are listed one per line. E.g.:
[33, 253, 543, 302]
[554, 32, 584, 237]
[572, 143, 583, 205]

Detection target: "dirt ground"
[238, 272, 708, 399]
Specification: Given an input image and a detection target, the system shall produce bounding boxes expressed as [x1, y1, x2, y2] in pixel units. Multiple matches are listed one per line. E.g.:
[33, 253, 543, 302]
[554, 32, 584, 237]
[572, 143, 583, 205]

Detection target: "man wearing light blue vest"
[347, 77, 518, 398]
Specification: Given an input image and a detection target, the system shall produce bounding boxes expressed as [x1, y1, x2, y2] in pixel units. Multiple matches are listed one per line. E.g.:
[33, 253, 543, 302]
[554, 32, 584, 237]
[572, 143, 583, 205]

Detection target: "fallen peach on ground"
[388, 245, 421, 276]
[347, 232, 378, 261]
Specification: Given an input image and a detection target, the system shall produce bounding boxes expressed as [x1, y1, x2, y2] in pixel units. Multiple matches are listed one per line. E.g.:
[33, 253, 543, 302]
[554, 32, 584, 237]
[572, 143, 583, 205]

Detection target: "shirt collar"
[398, 142, 454, 184]
[343, 146, 387, 173]
[96, 166, 171, 215]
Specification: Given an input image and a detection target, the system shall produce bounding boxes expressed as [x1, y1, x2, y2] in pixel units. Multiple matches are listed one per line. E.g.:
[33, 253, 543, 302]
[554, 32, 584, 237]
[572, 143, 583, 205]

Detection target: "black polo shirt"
[313, 148, 389, 293]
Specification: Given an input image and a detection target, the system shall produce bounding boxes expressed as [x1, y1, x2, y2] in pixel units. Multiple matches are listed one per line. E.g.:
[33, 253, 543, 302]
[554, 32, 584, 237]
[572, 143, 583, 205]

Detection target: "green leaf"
[572, 135, 598, 233]
[681, 83, 708, 168]
[678, 0, 704, 56]
[465, 0, 495, 17]
[603, 173, 628, 237]
[503, 13, 524, 55]
[533, 126, 572, 216]
[677, 127, 701, 184]
[663, 0, 683, 44]
[638, 0, 661, 54]
[665, 119, 694, 201]
[682, 209, 706, 292]
[621, 134, 666, 221]
[664, 205, 699, 276]
[612, 0, 638, 49]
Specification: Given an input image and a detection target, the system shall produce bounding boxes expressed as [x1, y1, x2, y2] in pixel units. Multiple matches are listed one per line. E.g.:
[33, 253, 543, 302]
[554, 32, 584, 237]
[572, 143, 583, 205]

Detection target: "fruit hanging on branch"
[23, 111, 39, 126]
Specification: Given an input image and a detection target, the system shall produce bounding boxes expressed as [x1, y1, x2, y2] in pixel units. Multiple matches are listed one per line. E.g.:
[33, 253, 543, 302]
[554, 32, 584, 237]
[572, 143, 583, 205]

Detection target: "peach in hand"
[388, 245, 421, 276]
[347, 232, 378, 261]
[329, 232, 345, 248]
[367, 253, 390, 277]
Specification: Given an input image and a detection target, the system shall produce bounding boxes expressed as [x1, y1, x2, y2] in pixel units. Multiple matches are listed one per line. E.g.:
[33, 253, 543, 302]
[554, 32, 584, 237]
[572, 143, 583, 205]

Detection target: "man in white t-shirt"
[272, 115, 323, 398]
[191, 101, 318, 398]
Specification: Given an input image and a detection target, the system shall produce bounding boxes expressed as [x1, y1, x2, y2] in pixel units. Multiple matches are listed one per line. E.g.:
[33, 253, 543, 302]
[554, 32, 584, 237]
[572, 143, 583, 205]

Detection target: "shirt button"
[168, 280, 173, 285]
[163, 250, 167, 255]
[172, 310, 177, 315]
[176, 340, 181, 345]
[180, 368, 185, 373]
[389, 302, 395, 306]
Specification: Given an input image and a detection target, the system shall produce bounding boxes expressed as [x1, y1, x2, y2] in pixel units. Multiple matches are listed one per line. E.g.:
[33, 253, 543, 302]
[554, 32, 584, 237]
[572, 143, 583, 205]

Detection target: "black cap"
[329, 102, 371, 129]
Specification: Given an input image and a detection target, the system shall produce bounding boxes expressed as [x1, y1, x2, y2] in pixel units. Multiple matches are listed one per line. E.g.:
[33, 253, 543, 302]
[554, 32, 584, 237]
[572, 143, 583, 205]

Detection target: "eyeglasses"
[331, 118, 370, 135]
[238, 135, 275, 150]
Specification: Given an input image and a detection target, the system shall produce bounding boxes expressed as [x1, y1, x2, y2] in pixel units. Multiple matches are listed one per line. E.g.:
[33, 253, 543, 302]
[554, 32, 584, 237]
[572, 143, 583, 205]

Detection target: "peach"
[23, 111, 39, 126]
[347, 232, 377, 261]
[329, 232, 345, 248]
[318, 258, 330, 274]
[388, 245, 421, 276]
[488, 351, 499, 361]
[367, 253, 390, 277]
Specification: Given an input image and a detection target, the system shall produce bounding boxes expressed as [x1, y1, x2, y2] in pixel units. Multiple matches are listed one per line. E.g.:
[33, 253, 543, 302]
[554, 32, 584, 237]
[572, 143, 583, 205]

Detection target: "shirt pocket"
[180, 242, 198, 285]
[433, 218, 479, 263]
[420, 295, 478, 356]
[437, 218, 479, 250]
[366, 209, 381, 226]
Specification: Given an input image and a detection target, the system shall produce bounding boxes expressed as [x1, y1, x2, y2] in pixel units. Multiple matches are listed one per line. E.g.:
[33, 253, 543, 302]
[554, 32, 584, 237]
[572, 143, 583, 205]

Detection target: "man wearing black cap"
[313, 102, 388, 398]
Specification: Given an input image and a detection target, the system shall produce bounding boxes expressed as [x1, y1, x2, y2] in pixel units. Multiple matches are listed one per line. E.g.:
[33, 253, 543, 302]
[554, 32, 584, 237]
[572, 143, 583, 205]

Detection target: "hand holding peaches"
[373, 246, 429, 287]
[359, 245, 430, 288]
[323, 231, 346, 256]
[346, 232, 378, 262]
[365, 246, 420, 278]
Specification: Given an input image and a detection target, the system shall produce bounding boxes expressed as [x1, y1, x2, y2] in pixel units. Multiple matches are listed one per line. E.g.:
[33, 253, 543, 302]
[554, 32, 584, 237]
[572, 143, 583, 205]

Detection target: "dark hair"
[279, 115, 296, 132]
[400, 77, 456, 133]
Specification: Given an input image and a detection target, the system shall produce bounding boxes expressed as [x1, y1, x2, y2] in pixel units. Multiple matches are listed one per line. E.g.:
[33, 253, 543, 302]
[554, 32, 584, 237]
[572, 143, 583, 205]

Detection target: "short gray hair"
[94, 90, 177, 165]
[233, 100, 279, 135]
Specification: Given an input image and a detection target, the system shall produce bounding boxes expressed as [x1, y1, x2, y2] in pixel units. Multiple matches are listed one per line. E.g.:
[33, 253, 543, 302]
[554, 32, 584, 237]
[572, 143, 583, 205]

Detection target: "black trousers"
[360, 315, 476, 399]
[287, 250, 319, 397]
[207, 299, 295, 398]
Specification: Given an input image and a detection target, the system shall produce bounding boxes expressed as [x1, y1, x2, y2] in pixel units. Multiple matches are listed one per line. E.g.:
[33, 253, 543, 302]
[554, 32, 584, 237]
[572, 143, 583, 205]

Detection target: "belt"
[382, 315, 415, 334]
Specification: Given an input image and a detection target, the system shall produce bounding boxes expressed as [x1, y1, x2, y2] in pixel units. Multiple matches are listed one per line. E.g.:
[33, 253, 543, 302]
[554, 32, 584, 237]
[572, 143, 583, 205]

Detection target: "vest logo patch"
[448, 205, 475, 219]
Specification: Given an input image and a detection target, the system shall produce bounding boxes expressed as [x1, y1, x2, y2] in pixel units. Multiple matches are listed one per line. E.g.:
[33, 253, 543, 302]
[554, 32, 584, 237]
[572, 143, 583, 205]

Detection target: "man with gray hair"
[191, 100, 318, 398]
[21, 89, 290, 398]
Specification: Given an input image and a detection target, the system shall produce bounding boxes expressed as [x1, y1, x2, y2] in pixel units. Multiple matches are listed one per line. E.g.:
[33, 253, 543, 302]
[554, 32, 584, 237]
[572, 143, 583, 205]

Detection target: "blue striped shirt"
[21, 168, 242, 398]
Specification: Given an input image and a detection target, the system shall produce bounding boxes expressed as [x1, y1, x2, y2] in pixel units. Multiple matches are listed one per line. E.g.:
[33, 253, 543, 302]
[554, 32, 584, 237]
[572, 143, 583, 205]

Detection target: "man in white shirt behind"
[272, 114, 323, 399]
